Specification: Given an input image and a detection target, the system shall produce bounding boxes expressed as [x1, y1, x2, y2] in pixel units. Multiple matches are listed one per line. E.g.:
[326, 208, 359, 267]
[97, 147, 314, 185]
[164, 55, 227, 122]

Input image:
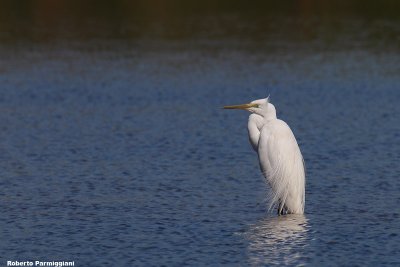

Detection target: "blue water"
[0, 7, 400, 266]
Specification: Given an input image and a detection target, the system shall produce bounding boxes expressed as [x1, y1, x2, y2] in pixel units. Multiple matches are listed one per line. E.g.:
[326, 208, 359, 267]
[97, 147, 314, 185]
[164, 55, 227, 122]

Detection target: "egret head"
[224, 97, 276, 119]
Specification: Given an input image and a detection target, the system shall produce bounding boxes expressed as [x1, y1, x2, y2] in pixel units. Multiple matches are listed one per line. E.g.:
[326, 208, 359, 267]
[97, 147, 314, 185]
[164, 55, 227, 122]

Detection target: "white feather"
[247, 114, 264, 151]
[245, 99, 305, 215]
[257, 119, 305, 214]
[225, 97, 305, 215]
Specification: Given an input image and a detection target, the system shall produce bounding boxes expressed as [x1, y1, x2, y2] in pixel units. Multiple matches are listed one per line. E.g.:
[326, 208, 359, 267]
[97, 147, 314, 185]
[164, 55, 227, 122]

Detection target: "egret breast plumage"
[224, 97, 305, 215]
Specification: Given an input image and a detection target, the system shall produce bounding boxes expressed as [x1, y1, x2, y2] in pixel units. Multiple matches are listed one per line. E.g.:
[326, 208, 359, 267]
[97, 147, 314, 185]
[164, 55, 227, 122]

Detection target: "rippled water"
[1, 2, 400, 266]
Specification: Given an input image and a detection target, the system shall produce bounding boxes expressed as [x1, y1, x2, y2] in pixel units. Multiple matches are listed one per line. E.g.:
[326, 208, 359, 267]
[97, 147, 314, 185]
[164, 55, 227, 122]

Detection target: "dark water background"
[0, 1, 399, 266]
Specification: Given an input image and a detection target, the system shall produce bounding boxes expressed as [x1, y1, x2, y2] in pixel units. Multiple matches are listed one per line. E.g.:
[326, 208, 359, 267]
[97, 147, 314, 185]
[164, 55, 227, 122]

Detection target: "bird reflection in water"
[245, 214, 309, 266]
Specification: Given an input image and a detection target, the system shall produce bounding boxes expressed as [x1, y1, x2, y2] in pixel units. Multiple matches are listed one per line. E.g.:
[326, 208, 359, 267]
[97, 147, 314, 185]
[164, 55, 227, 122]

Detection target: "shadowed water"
[0, 1, 399, 266]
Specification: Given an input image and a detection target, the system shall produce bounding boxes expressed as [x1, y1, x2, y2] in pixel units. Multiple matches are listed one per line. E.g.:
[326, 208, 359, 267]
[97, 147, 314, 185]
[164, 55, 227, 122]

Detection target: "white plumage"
[224, 97, 305, 215]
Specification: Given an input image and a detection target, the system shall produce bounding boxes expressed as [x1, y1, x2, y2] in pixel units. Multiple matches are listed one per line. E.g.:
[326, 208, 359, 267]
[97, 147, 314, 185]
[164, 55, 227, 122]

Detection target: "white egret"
[224, 97, 305, 215]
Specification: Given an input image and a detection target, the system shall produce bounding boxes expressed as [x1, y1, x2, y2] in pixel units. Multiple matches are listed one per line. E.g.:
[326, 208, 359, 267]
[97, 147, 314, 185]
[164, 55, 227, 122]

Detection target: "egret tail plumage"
[224, 97, 305, 215]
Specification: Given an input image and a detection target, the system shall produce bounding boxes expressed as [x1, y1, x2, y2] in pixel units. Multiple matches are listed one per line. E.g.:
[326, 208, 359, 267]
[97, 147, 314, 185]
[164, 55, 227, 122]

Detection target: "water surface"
[0, 2, 399, 266]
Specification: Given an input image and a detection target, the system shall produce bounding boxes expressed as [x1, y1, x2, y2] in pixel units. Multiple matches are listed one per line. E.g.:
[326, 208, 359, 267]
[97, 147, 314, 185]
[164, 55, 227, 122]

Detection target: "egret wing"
[257, 120, 305, 214]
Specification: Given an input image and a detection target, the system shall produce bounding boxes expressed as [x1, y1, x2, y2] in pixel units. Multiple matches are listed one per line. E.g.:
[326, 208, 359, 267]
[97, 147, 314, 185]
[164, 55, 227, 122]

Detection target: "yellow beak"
[223, 103, 258, 110]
